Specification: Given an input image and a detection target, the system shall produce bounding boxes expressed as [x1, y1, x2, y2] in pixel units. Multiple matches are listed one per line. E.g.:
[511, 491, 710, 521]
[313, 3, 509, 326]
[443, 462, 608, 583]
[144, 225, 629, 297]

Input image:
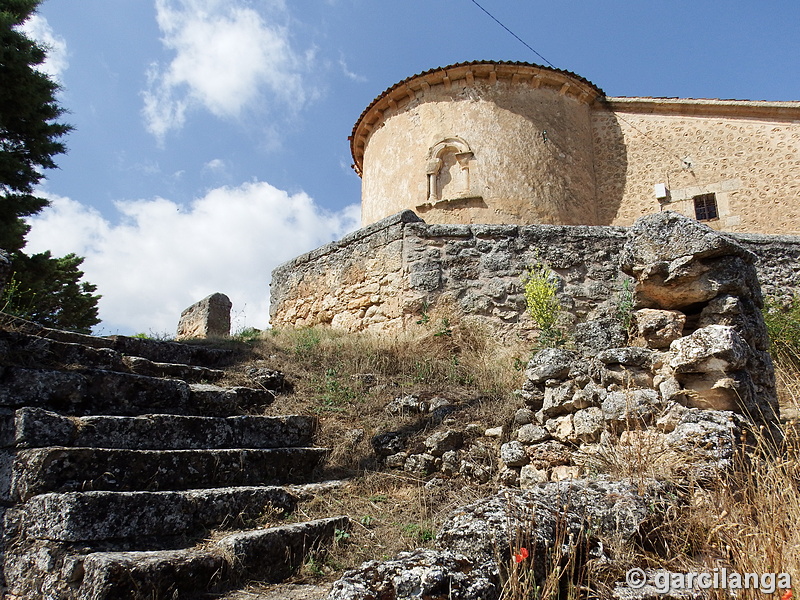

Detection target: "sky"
[17, 0, 800, 335]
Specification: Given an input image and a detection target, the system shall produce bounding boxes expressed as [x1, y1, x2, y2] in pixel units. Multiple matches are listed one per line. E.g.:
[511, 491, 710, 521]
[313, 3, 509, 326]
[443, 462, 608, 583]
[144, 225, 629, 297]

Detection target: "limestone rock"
[572, 407, 605, 443]
[516, 423, 550, 444]
[424, 430, 463, 457]
[176, 293, 232, 340]
[513, 408, 535, 426]
[464, 424, 483, 437]
[437, 478, 664, 584]
[440, 450, 460, 476]
[666, 409, 747, 475]
[633, 309, 686, 349]
[597, 347, 656, 368]
[669, 325, 749, 373]
[404, 453, 438, 476]
[327, 549, 499, 600]
[601, 389, 660, 432]
[697, 294, 769, 351]
[371, 431, 406, 457]
[386, 394, 429, 415]
[519, 465, 549, 488]
[551, 465, 582, 481]
[621, 212, 750, 268]
[498, 467, 519, 487]
[499, 441, 528, 467]
[526, 440, 572, 469]
[541, 381, 577, 418]
[613, 570, 709, 599]
[674, 371, 750, 412]
[573, 317, 627, 355]
[545, 414, 575, 443]
[524, 349, 575, 384]
[620, 212, 759, 310]
[246, 368, 286, 392]
[483, 427, 503, 438]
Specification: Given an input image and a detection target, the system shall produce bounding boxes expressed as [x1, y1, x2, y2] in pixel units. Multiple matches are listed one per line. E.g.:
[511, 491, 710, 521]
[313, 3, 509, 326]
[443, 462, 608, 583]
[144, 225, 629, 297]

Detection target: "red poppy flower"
[781, 590, 792, 600]
[513, 547, 529, 563]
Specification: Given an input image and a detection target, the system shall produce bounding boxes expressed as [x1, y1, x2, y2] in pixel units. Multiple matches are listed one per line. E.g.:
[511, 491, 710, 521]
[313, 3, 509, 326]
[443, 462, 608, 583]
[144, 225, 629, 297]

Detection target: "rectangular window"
[693, 193, 718, 221]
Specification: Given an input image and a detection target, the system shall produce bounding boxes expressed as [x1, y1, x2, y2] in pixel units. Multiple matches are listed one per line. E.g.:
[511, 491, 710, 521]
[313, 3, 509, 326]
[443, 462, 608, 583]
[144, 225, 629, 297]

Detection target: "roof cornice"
[603, 96, 800, 121]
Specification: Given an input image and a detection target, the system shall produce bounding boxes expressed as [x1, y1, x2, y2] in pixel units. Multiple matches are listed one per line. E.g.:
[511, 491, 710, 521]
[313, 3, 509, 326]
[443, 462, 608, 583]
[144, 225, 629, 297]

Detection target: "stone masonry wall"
[593, 103, 800, 234]
[270, 211, 800, 336]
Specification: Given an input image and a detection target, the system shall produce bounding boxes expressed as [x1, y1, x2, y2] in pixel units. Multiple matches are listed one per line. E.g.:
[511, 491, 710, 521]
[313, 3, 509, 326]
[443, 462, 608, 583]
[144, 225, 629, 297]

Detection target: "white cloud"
[339, 56, 366, 83]
[25, 183, 360, 336]
[203, 158, 226, 172]
[143, 0, 310, 141]
[19, 14, 69, 81]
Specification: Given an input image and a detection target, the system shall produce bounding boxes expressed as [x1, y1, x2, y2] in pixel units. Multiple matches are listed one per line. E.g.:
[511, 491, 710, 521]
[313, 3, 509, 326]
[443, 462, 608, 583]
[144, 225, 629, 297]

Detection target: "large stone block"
[176, 292, 232, 340]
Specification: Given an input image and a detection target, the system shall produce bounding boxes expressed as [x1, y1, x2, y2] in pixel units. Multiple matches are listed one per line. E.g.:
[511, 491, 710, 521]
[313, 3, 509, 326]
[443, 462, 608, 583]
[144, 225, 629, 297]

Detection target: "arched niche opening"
[425, 137, 476, 204]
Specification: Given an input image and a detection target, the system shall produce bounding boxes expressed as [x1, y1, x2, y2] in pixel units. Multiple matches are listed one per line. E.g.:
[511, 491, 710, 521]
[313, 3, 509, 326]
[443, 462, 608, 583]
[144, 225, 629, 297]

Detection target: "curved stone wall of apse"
[351, 62, 605, 227]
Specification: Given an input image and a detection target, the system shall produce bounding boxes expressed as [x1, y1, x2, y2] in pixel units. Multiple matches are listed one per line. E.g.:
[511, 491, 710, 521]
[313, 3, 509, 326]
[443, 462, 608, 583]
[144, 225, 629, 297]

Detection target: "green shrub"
[763, 295, 800, 365]
[616, 277, 635, 332]
[522, 263, 566, 348]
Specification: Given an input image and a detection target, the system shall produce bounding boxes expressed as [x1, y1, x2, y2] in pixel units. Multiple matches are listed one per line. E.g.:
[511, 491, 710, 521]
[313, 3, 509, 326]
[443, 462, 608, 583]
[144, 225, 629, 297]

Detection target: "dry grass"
[211, 319, 800, 596]
[223, 318, 528, 474]
[210, 318, 527, 582]
[286, 471, 489, 581]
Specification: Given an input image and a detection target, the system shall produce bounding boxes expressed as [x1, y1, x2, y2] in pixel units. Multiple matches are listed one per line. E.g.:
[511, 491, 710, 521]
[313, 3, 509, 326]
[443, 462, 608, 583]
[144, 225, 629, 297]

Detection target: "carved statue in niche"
[426, 137, 474, 204]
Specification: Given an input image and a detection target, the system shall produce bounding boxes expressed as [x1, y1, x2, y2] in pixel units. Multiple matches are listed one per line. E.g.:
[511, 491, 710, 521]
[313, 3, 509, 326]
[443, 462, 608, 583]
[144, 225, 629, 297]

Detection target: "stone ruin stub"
[176, 292, 232, 340]
[620, 211, 780, 438]
[0, 249, 11, 297]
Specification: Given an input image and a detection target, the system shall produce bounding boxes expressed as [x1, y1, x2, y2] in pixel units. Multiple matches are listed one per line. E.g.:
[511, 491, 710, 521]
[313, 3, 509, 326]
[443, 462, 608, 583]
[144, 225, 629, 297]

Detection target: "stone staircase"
[0, 319, 348, 599]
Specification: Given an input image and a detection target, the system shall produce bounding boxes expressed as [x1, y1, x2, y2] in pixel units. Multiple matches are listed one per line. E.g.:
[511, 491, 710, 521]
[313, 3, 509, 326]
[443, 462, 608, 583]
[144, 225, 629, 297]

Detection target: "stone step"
[80, 518, 349, 600]
[12, 486, 300, 541]
[0, 329, 226, 382]
[0, 367, 274, 417]
[2, 314, 237, 367]
[5, 407, 316, 450]
[19, 517, 349, 600]
[10, 447, 328, 500]
[121, 354, 224, 382]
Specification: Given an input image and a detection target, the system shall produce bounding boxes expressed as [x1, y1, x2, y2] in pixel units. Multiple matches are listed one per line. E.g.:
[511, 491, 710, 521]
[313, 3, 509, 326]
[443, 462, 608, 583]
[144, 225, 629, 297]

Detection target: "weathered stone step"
[6, 407, 315, 451]
[0, 328, 227, 383]
[121, 354, 224, 381]
[10, 447, 328, 500]
[13, 486, 300, 541]
[76, 517, 349, 600]
[0, 367, 274, 416]
[3, 314, 237, 367]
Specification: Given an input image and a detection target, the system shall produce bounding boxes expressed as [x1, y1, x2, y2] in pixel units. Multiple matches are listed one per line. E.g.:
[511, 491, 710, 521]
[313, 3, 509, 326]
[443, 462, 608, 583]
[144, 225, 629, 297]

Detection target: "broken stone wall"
[270, 211, 800, 337]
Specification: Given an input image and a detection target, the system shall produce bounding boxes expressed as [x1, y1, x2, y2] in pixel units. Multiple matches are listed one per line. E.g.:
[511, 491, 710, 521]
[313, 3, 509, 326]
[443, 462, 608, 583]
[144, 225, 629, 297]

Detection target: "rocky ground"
[2, 212, 798, 599]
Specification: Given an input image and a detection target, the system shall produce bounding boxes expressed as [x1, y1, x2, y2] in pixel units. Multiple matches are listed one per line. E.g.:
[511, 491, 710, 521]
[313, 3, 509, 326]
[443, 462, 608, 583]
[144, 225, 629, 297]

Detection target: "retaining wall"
[270, 211, 800, 336]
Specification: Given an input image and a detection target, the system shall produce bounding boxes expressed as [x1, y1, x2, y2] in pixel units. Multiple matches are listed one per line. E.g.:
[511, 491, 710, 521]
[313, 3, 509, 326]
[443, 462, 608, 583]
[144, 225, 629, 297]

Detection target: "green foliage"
[616, 277, 635, 331]
[333, 528, 351, 543]
[415, 300, 431, 325]
[232, 327, 262, 343]
[400, 522, 435, 543]
[292, 328, 322, 357]
[0, 2, 100, 332]
[1, 251, 100, 333]
[522, 262, 567, 348]
[763, 295, 800, 364]
[0, 1, 72, 252]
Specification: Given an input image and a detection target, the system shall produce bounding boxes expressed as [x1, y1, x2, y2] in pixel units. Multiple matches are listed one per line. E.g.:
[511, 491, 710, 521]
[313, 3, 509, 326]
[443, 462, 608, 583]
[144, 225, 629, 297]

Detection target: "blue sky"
[20, 0, 800, 335]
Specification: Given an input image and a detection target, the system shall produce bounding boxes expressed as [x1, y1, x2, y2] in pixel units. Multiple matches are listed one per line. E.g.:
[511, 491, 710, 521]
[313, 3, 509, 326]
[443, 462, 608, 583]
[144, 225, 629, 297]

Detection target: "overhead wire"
[467, 0, 556, 69]
[467, 0, 692, 172]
